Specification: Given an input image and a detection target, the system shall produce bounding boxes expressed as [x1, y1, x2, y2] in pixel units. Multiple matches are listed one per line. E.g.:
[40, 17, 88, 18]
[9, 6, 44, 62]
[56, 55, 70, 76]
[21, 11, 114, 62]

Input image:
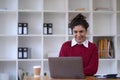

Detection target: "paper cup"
[33, 66, 41, 76]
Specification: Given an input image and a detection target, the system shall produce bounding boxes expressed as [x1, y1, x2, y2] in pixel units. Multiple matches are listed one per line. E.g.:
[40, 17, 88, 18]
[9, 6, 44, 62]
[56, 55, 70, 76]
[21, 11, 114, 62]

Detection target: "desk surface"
[41, 76, 120, 80]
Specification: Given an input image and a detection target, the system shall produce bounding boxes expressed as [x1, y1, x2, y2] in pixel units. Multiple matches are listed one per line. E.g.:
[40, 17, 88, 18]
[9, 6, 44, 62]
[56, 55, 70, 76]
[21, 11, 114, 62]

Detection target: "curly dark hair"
[69, 13, 89, 31]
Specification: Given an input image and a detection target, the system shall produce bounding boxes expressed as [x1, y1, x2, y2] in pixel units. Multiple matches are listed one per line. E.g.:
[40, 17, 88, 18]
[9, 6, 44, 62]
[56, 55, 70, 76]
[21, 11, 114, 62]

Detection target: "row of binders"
[98, 38, 114, 58]
[43, 23, 53, 34]
[18, 23, 73, 35]
[18, 47, 31, 59]
[18, 23, 28, 35]
[18, 23, 54, 35]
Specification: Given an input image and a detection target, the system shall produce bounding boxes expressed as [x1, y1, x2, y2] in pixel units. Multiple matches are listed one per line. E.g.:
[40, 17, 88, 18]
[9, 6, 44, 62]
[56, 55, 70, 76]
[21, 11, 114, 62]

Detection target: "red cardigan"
[59, 41, 98, 76]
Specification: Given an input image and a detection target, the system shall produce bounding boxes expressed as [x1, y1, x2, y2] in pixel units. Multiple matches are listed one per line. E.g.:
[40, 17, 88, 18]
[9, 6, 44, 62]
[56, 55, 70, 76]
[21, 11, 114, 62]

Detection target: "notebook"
[48, 57, 85, 79]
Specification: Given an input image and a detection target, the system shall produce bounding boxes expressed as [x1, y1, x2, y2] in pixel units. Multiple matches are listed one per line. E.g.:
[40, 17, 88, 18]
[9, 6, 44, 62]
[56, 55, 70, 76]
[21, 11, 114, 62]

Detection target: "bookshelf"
[0, 0, 120, 80]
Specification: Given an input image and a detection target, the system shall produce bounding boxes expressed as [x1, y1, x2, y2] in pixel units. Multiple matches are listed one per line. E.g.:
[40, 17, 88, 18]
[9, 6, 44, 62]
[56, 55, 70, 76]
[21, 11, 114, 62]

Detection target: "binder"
[18, 47, 23, 59]
[23, 23, 28, 34]
[43, 23, 53, 35]
[23, 47, 31, 59]
[48, 23, 53, 34]
[18, 23, 28, 35]
[43, 23, 47, 35]
[18, 23, 23, 35]
[23, 48, 28, 59]
[68, 27, 72, 35]
[18, 47, 31, 59]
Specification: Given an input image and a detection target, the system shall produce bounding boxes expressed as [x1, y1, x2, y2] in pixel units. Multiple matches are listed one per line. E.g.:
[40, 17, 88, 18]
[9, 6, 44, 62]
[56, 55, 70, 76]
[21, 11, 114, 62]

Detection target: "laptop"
[48, 57, 85, 79]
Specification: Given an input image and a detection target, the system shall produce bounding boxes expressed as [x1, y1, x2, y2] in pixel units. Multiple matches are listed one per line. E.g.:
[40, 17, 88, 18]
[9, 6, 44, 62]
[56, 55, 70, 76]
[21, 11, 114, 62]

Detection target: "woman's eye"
[79, 31, 84, 33]
[74, 31, 78, 33]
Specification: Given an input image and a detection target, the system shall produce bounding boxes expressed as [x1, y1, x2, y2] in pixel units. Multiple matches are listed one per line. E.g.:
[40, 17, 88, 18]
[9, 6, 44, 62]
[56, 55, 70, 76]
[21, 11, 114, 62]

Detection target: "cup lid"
[33, 65, 41, 68]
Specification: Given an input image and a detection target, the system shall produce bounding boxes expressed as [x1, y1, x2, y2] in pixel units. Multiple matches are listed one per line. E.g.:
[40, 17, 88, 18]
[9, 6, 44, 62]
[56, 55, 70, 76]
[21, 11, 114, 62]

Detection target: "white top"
[71, 38, 88, 48]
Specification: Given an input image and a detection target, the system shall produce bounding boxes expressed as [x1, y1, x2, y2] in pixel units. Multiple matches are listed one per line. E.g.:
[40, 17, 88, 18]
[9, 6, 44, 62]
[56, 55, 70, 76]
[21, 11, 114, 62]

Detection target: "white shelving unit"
[0, 0, 120, 80]
[43, 0, 66, 12]
[44, 12, 67, 35]
[0, 61, 17, 80]
[18, 12, 43, 35]
[0, 12, 17, 35]
[68, 0, 91, 11]
[18, 0, 42, 11]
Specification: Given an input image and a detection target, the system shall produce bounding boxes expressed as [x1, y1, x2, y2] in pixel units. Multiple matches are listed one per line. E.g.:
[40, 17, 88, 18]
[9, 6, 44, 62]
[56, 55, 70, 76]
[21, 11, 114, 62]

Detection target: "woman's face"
[73, 25, 87, 43]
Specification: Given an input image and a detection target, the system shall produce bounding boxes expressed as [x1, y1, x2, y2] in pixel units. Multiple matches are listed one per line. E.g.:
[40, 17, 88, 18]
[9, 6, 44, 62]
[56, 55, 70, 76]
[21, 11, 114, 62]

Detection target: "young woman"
[59, 13, 98, 76]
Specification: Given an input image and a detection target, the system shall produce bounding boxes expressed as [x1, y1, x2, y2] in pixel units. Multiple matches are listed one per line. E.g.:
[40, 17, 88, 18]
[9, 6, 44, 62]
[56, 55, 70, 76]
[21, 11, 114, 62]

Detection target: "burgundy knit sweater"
[59, 41, 98, 76]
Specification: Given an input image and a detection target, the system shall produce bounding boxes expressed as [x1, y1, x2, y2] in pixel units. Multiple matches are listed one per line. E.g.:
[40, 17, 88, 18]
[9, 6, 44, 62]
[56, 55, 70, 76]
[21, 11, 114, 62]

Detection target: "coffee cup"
[33, 66, 41, 76]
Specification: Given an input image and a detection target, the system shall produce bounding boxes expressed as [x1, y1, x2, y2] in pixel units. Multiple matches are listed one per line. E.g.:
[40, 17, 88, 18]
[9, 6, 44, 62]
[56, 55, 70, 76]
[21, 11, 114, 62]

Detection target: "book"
[103, 38, 108, 58]
[98, 38, 114, 58]
[108, 40, 114, 58]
